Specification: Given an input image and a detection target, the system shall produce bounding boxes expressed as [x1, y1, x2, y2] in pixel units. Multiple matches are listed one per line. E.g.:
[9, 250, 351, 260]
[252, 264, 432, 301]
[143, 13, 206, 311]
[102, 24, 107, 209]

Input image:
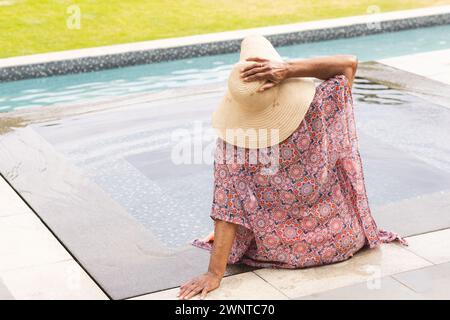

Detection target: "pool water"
[34, 77, 450, 248]
[1, 24, 450, 113]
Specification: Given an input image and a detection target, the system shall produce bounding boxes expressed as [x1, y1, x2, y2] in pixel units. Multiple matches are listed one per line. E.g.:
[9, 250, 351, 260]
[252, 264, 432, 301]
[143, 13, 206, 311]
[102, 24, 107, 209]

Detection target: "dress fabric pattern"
[192, 75, 407, 269]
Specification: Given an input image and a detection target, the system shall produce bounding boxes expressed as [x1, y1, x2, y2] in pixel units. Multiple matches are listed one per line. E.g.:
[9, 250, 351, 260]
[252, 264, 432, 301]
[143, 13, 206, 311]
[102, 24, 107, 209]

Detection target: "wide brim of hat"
[212, 77, 316, 149]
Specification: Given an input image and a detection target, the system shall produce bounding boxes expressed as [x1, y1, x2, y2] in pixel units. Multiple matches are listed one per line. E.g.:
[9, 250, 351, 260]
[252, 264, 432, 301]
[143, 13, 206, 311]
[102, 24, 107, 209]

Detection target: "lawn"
[1, 0, 449, 58]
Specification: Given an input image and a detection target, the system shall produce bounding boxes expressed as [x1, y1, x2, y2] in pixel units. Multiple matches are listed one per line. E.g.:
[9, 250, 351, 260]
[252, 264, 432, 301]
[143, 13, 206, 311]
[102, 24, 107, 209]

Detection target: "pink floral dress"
[192, 75, 407, 269]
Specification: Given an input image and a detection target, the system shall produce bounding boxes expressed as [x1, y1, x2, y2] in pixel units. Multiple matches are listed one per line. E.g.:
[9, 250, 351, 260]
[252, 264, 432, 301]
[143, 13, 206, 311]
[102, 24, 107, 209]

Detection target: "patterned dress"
[192, 75, 407, 269]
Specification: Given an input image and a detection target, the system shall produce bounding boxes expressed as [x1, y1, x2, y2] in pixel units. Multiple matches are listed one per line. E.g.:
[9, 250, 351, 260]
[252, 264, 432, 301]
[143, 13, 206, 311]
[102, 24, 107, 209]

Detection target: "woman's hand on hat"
[241, 57, 289, 92]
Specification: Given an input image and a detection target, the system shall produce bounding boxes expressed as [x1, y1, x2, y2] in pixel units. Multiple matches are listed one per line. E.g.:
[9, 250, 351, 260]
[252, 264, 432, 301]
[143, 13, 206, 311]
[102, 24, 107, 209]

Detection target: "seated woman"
[178, 35, 406, 300]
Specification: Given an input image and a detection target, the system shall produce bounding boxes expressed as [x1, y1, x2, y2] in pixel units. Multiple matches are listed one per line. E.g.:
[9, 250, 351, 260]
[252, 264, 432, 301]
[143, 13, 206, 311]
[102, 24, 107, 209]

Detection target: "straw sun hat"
[212, 34, 316, 149]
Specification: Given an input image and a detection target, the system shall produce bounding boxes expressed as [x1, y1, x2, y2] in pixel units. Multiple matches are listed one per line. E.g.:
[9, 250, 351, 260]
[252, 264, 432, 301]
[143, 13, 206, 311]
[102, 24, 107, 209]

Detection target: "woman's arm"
[285, 55, 358, 86]
[241, 55, 358, 91]
[178, 220, 237, 300]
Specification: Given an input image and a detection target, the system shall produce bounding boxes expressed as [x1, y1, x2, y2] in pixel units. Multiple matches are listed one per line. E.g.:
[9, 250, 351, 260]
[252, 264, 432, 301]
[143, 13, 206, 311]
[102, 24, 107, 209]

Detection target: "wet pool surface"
[1, 24, 450, 113]
[31, 77, 450, 248]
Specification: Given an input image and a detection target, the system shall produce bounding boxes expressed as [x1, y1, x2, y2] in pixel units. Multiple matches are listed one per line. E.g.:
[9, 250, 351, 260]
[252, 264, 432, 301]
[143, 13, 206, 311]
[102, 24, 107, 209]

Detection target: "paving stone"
[393, 262, 450, 299]
[0, 176, 31, 217]
[0, 260, 108, 300]
[404, 229, 450, 264]
[298, 276, 418, 300]
[131, 271, 287, 300]
[0, 213, 72, 272]
[254, 244, 431, 298]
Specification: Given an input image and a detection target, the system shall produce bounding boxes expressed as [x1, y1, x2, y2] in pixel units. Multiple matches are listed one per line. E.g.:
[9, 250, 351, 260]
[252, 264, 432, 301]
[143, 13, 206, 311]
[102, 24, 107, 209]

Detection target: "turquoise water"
[1, 24, 450, 113]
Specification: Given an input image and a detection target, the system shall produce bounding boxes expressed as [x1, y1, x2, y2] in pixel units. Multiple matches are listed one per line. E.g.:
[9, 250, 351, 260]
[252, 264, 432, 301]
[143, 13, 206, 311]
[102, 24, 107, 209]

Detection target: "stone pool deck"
[1, 48, 450, 300]
[380, 49, 450, 85]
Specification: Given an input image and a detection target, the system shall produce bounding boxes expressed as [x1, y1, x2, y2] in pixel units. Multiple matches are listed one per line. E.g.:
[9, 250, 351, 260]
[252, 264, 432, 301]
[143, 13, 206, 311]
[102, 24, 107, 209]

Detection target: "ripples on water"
[353, 78, 408, 106]
[1, 24, 449, 112]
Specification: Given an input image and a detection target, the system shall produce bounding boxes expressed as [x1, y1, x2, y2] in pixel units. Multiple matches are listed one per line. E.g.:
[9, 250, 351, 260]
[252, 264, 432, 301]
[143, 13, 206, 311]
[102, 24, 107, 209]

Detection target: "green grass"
[1, 0, 448, 58]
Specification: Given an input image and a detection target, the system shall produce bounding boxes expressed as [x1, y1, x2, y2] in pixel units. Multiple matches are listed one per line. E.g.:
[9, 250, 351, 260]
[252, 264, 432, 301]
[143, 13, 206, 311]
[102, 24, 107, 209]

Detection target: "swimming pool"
[1, 24, 450, 113]
[30, 76, 450, 248]
[2, 56, 450, 298]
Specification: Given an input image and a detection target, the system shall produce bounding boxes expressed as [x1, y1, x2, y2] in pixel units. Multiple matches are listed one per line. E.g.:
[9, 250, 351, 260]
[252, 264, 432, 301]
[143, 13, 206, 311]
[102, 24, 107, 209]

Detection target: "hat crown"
[239, 34, 283, 62]
[227, 35, 284, 112]
[211, 34, 316, 149]
[228, 61, 278, 112]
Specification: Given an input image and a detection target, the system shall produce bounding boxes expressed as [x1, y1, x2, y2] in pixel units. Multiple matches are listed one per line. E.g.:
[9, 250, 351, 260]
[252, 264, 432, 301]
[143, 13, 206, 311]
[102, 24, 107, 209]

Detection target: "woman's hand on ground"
[178, 271, 222, 300]
[240, 57, 289, 91]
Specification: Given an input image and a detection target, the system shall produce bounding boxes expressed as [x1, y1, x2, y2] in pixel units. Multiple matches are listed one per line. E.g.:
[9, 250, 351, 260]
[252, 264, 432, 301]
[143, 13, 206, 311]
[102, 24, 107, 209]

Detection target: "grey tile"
[404, 229, 450, 264]
[359, 133, 450, 207]
[255, 244, 430, 298]
[298, 252, 450, 300]
[298, 276, 418, 300]
[372, 191, 450, 237]
[132, 272, 287, 300]
[393, 262, 450, 299]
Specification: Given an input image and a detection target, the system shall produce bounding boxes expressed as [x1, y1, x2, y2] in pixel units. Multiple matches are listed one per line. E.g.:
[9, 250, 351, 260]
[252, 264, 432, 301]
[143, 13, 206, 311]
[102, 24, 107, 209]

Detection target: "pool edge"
[1, 5, 450, 82]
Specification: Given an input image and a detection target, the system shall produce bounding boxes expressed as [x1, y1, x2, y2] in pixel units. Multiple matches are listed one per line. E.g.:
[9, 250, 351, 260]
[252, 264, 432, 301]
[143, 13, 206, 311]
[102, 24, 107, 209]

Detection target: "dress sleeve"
[191, 139, 255, 263]
[210, 139, 252, 230]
